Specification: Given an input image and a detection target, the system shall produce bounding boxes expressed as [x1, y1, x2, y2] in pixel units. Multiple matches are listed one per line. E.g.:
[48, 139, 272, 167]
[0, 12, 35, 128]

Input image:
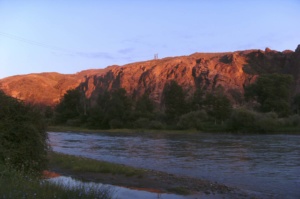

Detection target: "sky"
[0, 0, 299, 79]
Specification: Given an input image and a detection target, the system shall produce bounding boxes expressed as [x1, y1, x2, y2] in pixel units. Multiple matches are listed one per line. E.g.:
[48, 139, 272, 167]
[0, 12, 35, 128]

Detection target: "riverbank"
[47, 125, 200, 135]
[47, 125, 300, 135]
[48, 152, 255, 198]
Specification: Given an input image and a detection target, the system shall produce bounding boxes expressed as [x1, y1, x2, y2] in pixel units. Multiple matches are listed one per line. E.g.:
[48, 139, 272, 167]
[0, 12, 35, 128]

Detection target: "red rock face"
[1, 46, 299, 106]
[0, 69, 111, 106]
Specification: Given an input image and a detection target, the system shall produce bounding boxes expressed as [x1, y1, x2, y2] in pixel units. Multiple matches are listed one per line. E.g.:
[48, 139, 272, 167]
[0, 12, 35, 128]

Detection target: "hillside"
[1, 45, 300, 106]
[0, 68, 114, 105]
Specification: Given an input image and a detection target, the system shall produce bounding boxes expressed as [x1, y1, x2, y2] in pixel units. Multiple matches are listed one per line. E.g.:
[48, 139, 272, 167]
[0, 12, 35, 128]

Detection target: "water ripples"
[48, 131, 300, 198]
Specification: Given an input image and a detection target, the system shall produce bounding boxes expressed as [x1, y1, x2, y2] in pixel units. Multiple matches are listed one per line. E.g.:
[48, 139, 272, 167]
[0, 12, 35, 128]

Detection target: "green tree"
[135, 93, 154, 118]
[130, 93, 156, 129]
[44, 105, 54, 119]
[245, 74, 293, 116]
[86, 91, 110, 129]
[292, 93, 300, 114]
[190, 88, 205, 111]
[0, 90, 48, 173]
[163, 80, 187, 124]
[105, 88, 132, 128]
[54, 89, 84, 124]
[203, 91, 232, 124]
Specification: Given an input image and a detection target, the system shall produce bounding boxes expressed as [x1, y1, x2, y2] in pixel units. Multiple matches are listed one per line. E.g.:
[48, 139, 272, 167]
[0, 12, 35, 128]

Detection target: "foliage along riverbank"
[47, 74, 300, 134]
[47, 124, 300, 135]
[47, 125, 203, 135]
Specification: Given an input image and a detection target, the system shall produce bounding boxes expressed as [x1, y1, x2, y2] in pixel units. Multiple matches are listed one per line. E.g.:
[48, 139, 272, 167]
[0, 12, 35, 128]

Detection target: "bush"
[177, 110, 208, 130]
[66, 119, 82, 127]
[278, 114, 300, 127]
[256, 112, 279, 132]
[148, 120, 165, 130]
[0, 91, 48, 174]
[133, 118, 150, 129]
[109, 119, 124, 129]
[226, 108, 278, 133]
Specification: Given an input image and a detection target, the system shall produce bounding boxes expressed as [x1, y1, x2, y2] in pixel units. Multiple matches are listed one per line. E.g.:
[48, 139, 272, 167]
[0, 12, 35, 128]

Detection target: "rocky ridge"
[1, 46, 300, 106]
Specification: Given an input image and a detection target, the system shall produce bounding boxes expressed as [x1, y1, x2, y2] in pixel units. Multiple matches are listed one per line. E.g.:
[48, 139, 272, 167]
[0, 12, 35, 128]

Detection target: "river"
[48, 131, 300, 198]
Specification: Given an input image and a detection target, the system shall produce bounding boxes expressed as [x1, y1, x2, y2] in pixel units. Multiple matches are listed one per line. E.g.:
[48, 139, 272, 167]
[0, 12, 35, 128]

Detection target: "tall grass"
[0, 164, 113, 199]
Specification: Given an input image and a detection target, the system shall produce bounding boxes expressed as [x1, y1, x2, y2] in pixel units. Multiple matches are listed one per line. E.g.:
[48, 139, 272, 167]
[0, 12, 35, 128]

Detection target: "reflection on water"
[48, 132, 300, 198]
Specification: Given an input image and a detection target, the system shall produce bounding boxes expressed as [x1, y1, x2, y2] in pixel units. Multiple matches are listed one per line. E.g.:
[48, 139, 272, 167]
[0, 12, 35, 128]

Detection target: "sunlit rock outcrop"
[1, 45, 299, 106]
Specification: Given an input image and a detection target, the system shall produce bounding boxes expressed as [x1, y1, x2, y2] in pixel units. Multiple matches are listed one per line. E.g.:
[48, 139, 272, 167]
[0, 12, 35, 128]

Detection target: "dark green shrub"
[177, 110, 208, 130]
[148, 120, 165, 130]
[226, 108, 258, 132]
[133, 118, 150, 129]
[256, 112, 278, 132]
[0, 91, 48, 174]
[226, 108, 279, 133]
[65, 118, 82, 127]
[109, 119, 124, 129]
[278, 114, 300, 127]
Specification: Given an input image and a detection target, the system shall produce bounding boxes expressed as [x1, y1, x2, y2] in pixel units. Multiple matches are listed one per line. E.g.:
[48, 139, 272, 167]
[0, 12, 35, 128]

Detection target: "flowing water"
[48, 131, 300, 198]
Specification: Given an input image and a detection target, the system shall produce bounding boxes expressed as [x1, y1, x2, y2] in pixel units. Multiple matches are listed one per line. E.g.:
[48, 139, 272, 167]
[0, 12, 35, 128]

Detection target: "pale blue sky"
[0, 0, 299, 78]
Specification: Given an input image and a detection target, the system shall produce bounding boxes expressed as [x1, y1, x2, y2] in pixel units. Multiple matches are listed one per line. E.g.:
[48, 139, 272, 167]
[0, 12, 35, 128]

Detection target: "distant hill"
[1, 45, 300, 106]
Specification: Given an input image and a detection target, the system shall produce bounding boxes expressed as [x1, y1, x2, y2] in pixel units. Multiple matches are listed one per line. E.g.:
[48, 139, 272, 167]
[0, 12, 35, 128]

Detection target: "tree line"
[51, 73, 300, 133]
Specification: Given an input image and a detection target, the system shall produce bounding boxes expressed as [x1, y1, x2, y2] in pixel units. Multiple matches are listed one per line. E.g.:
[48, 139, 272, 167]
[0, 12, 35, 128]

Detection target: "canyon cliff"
[1, 45, 300, 106]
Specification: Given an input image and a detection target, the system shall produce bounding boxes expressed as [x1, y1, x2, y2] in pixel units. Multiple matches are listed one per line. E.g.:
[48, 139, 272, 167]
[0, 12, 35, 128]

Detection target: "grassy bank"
[47, 125, 300, 135]
[0, 164, 112, 199]
[48, 152, 145, 177]
[47, 125, 201, 135]
[47, 125, 135, 134]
